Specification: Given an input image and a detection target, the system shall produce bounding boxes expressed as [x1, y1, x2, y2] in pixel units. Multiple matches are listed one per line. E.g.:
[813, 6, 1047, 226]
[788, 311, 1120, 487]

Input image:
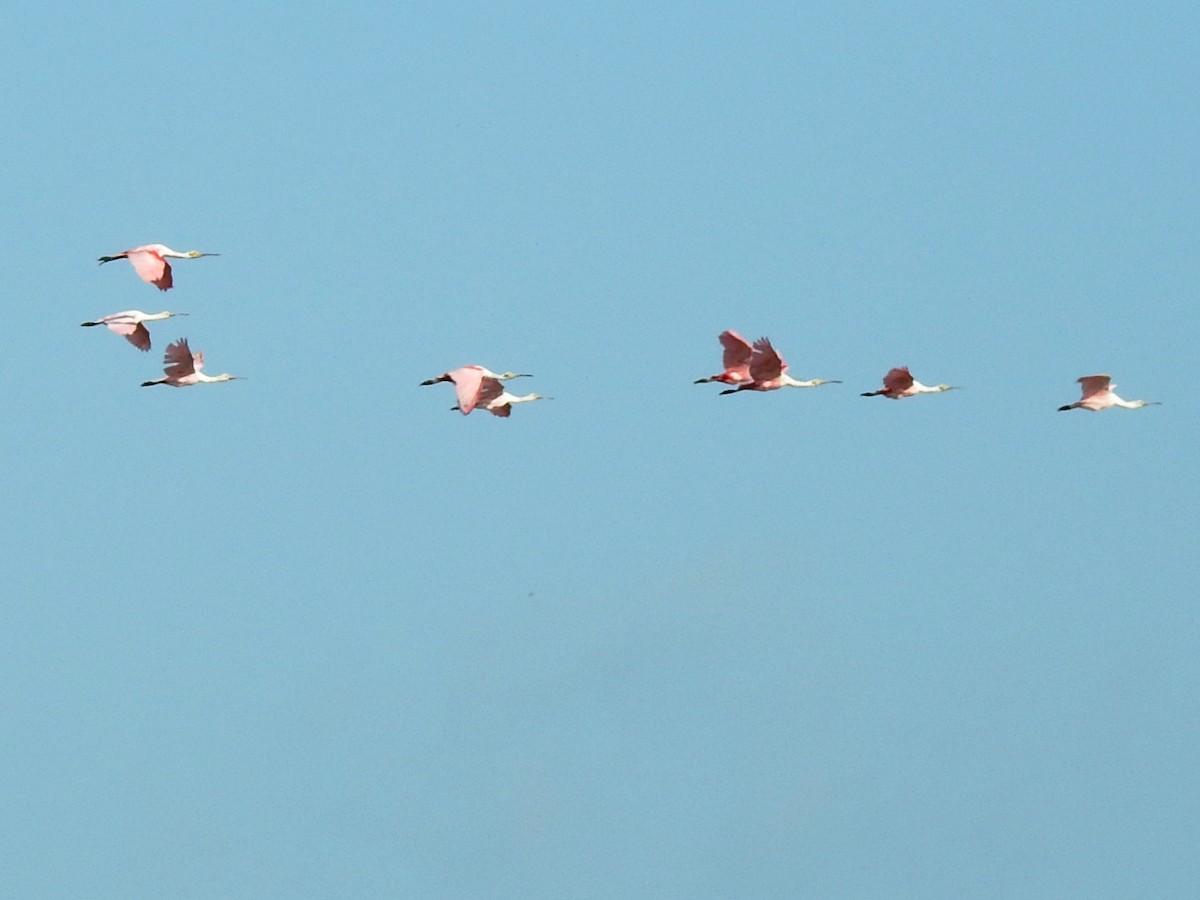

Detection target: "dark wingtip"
[1056, 405, 1072, 411]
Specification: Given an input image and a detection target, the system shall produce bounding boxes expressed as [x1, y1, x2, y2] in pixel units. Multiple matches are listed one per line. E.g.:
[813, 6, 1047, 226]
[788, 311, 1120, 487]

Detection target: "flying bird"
[420, 366, 532, 415]
[81, 310, 187, 352]
[861, 367, 957, 399]
[98, 244, 218, 291]
[695, 330, 754, 385]
[451, 376, 550, 417]
[719, 337, 840, 394]
[1057, 374, 1160, 412]
[141, 338, 240, 387]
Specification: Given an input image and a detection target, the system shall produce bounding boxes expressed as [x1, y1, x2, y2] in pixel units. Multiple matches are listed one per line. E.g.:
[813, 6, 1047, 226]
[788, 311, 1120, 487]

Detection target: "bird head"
[185, 251, 218, 259]
[497, 372, 533, 380]
[936, 385, 959, 392]
[214, 374, 242, 382]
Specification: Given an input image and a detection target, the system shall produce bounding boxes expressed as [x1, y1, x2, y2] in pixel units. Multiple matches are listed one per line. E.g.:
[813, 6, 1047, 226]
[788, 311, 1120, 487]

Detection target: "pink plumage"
[98, 244, 217, 291]
[695, 330, 754, 385]
[717, 337, 841, 395]
[1058, 374, 1159, 412]
[861, 366, 953, 400]
[127, 248, 173, 290]
[80, 309, 186, 351]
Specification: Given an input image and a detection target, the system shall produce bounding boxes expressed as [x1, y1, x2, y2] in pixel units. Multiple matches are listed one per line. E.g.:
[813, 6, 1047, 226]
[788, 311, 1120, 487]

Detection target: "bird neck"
[781, 375, 832, 388]
[1110, 396, 1155, 409]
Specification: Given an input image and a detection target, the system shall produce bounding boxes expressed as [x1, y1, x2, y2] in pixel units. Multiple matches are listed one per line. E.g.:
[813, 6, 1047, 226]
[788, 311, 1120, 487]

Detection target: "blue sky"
[2, 2, 1197, 897]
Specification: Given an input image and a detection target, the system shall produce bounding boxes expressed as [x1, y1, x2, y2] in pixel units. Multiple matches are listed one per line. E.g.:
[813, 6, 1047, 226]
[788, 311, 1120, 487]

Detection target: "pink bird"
[695, 330, 754, 385]
[861, 366, 957, 399]
[719, 337, 840, 394]
[420, 365, 533, 415]
[81, 309, 187, 352]
[1058, 374, 1160, 412]
[456, 376, 550, 417]
[98, 244, 218, 291]
[141, 338, 240, 387]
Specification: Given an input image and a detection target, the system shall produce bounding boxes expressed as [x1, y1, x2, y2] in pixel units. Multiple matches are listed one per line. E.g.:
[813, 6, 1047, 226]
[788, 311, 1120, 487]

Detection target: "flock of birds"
[692, 331, 1160, 412]
[82, 243, 1162, 415]
[82, 244, 239, 387]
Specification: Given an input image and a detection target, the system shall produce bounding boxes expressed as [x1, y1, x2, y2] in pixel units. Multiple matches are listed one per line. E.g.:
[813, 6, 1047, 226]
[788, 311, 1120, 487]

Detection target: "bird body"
[81, 309, 187, 351]
[420, 365, 532, 415]
[719, 337, 840, 394]
[98, 244, 217, 291]
[141, 338, 239, 387]
[1058, 374, 1159, 411]
[464, 378, 550, 417]
[861, 367, 956, 399]
[695, 330, 754, 385]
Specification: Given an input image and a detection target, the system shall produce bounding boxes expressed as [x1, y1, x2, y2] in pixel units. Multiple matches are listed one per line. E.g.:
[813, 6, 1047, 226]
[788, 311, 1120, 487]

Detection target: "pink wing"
[1077, 375, 1112, 400]
[718, 331, 754, 372]
[882, 367, 914, 393]
[162, 339, 197, 376]
[476, 377, 506, 408]
[127, 248, 172, 290]
[749, 337, 786, 381]
[448, 367, 485, 414]
[107, 321, 151, 351]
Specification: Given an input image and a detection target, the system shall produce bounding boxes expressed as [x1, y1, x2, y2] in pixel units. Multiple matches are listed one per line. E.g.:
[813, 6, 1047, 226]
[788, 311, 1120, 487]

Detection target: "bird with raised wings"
[719, 337, 840, 394]
[1057, 374, 1159, 412]
[695, 330, 754, 385]
[141, 338, 240, 388]
[861, 367, 957, 399]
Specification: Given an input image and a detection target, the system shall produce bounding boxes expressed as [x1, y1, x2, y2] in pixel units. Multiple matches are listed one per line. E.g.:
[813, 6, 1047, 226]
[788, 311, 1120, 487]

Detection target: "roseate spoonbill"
[861, 367, 957, 399]
[80, 310, 187, 352]
[420, 366, 531, 387]
[695, 330, 754, 385]
[450, 376, 550, 417]
[419, 365, 531, 415]
[140, 338, 240, 387]
[1057, 374, 1160, 411]
[719, 337, 840, 394]
[98, 244, 218, 291]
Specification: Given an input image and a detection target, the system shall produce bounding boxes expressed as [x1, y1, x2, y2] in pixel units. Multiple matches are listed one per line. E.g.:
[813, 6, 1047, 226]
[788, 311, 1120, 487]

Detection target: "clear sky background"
[1, 2, 1197, 897]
